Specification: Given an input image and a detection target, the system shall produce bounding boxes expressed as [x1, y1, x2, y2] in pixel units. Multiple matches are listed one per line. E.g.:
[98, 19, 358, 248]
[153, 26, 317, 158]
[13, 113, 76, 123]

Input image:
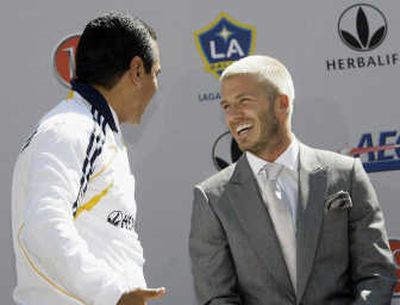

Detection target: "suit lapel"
[296, 144, 328, 300]
[226, 155, 294, 293]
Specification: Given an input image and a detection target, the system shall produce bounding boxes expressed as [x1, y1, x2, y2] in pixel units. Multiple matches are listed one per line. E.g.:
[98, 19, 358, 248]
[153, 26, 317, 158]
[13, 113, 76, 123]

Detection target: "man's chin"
[237, 141, 251, 153]
[126, 115, 141, 125]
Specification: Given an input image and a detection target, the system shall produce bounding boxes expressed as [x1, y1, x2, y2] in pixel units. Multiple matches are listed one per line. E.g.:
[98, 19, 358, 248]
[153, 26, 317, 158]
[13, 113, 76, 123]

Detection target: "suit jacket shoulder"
[301, 144, 356, 175]
[196, 162, 238, 200]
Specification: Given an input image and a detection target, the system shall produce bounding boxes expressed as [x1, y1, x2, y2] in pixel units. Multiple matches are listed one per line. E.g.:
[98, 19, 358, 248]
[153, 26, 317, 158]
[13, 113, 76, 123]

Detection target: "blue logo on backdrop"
[194, 12, 256, 79]
[340, 130, 400, 173]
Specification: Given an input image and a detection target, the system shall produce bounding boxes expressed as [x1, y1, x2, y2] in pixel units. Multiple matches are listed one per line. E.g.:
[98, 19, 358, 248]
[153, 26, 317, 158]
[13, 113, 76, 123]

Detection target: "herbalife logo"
[338, 4, 387, 52]
[326, 4, 398, 72]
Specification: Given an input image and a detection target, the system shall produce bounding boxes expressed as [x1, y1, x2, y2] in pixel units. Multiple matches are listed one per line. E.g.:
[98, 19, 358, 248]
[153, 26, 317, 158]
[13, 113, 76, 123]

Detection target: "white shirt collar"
[246, 135, 300, 176]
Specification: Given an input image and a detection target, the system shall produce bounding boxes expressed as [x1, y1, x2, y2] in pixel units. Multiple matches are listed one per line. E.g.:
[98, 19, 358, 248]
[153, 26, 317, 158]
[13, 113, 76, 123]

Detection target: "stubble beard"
[245, 109, 281, 155]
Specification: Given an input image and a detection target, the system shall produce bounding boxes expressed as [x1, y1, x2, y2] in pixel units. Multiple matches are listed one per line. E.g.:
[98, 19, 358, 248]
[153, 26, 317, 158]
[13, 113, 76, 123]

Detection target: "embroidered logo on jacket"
[107, 210, 135, 231]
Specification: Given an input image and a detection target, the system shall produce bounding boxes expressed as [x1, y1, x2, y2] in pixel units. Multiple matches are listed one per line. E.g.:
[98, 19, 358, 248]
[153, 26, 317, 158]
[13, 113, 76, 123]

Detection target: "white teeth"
[236, 124, 252, 134]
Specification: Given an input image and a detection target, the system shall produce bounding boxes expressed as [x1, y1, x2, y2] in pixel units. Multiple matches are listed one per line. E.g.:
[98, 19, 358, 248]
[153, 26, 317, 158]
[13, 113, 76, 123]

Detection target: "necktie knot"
[263, 163, 282, 181]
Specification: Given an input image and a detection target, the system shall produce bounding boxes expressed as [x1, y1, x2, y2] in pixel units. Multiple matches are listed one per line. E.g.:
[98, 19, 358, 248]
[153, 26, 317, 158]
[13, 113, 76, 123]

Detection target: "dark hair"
[74, 11, 157, 89]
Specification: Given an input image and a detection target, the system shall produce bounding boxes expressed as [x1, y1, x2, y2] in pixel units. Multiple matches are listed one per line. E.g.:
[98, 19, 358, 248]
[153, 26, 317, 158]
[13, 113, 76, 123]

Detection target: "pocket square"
[325, 190, 352, 211]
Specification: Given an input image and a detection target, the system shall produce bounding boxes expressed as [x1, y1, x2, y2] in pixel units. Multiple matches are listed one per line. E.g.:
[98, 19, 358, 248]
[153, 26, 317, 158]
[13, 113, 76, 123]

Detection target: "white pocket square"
[325, 190, 352, 211]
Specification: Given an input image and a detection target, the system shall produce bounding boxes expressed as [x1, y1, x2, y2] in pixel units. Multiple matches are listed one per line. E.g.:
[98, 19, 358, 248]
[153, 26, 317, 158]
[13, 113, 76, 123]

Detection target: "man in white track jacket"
[12, 12, 163, 305]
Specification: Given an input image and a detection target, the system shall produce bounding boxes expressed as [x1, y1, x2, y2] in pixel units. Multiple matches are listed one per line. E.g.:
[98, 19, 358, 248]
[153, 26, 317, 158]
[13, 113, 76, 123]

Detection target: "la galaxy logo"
[194, 12, 256, 79]
[53, 34, 80, 88]
[340, 130, 400, 173]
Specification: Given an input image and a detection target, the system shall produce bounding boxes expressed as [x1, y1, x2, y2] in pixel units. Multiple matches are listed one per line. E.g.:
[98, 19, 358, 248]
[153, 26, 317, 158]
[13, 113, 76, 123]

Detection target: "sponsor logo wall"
[1, 1, 399, 305]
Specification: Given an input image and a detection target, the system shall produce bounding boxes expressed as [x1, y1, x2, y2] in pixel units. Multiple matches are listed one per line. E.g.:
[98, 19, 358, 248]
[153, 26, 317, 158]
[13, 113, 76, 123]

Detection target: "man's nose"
[226, 104, 243, 119]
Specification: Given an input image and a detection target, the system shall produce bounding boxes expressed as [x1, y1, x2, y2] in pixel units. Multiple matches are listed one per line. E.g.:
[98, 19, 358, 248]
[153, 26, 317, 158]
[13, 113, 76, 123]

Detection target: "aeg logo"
[53, 34, 80, 88]
[340, 130, 400, 173]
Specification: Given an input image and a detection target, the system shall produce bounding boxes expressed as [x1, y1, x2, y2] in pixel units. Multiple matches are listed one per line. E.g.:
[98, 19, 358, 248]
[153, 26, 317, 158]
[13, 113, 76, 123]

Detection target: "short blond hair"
[220, 55, 295, 102]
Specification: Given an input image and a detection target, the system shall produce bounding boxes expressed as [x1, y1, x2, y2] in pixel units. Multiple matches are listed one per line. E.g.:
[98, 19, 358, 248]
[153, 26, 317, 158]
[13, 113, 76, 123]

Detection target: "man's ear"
[277, 94, 290, 114]
[128, 56, 144, 86]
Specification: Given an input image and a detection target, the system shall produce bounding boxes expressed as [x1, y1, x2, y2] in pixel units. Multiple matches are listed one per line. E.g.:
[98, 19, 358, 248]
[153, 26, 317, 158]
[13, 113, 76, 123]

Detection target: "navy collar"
[71, 80, 118, 133]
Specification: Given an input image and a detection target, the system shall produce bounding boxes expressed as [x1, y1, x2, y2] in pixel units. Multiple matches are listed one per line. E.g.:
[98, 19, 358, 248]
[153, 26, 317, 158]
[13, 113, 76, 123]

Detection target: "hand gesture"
[117, 287, 166, 305]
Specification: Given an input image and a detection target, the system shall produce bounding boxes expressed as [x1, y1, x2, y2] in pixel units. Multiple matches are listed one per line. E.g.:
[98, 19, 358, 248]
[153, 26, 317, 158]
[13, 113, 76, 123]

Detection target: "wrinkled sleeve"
[20, 123, 124, 305]
[189, 186, 241, 305]
[349, 158, 397, 305]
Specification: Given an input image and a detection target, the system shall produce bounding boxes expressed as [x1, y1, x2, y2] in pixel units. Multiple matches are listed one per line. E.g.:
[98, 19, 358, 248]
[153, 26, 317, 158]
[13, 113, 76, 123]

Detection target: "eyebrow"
[220, 93, 252, 105]
[235, 93, 252, 99]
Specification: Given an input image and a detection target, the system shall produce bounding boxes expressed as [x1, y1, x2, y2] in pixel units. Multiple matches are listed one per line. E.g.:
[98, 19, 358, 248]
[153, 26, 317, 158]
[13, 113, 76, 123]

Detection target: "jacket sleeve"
[189, 186, 242, 305]
[349, 158, 397, 305]
[20, 122, 124, 305]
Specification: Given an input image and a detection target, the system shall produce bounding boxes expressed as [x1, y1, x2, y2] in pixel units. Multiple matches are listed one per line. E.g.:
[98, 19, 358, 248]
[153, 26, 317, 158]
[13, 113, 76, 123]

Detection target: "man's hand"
[117, 287, 166, 305]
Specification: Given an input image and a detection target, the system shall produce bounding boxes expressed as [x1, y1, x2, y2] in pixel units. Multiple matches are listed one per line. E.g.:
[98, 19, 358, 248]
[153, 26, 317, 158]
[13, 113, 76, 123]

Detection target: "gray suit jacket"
[189, 143, 396, 305]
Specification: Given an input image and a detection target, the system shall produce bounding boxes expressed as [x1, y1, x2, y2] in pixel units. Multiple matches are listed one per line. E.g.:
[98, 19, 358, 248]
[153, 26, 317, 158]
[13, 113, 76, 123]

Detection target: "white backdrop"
[1, 1, 399, 304]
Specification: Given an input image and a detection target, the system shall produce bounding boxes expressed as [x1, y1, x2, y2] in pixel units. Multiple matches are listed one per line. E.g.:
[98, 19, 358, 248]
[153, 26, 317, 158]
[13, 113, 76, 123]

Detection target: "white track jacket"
[12, 82, 146, 305]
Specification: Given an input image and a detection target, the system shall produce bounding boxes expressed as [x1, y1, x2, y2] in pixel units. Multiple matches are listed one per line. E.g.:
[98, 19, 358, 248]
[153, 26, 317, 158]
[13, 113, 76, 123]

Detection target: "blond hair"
[221, 55, 295, 109]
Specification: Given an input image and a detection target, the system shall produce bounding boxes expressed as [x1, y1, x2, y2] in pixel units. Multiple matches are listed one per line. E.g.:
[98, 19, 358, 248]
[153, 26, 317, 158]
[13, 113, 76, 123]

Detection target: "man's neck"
[254, 132, 292, 163]
[94, 84, 124, 122]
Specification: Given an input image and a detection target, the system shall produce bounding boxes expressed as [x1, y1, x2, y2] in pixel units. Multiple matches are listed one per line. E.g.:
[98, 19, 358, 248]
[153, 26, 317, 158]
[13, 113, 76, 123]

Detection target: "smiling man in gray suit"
[189, 55, 396, 305]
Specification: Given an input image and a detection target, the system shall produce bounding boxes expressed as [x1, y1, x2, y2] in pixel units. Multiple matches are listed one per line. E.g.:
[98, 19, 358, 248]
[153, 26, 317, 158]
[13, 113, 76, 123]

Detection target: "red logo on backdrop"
[53, 34, 80, 88]
[390, 239, 400, 297]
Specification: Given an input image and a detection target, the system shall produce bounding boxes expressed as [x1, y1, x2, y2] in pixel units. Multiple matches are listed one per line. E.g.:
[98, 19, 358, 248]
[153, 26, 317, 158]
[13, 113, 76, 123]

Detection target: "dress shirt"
[246, 135, 300, 225]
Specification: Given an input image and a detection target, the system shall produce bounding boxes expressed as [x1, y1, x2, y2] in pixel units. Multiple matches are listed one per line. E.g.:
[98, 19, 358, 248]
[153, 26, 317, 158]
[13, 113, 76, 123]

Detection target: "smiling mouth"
[236, 123, 253, 136]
